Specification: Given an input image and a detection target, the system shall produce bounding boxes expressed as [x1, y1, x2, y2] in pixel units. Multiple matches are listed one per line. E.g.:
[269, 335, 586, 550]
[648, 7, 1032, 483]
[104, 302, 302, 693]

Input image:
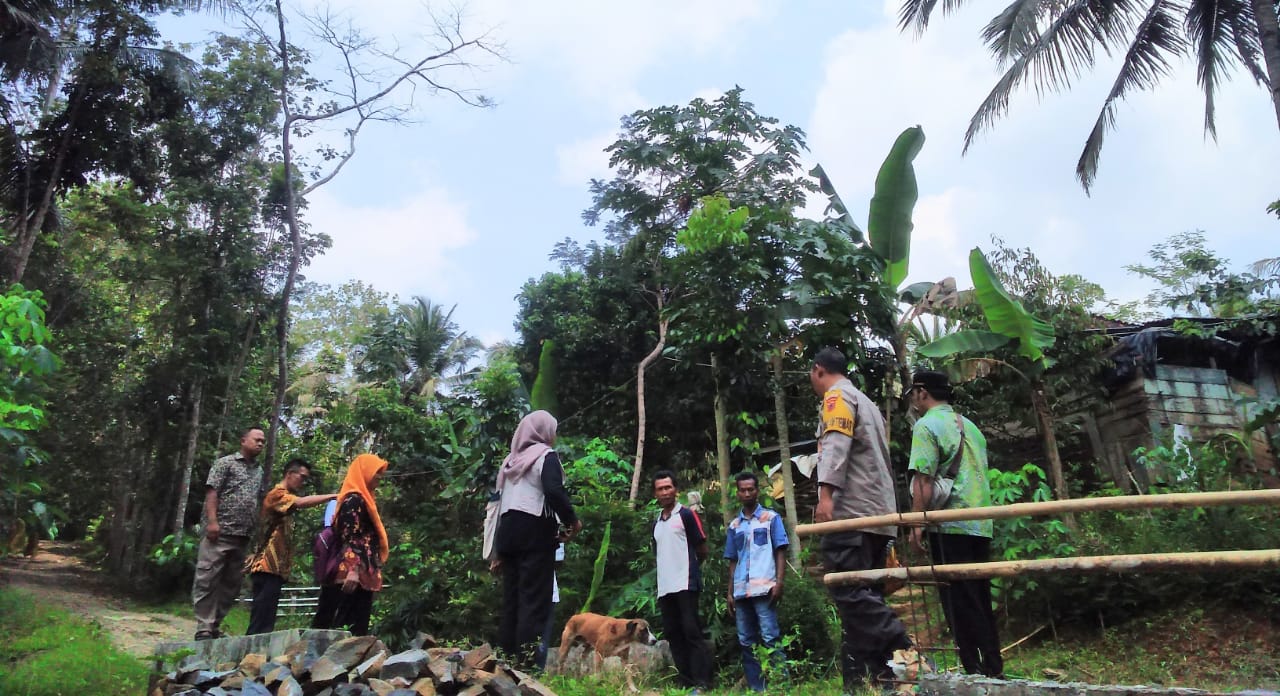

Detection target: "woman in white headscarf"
[494, 410, 581, 669]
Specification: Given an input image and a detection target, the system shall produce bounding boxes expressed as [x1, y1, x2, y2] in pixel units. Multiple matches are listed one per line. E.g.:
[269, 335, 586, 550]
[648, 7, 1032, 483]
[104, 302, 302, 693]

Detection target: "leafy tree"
[0, 285, 59, 554]
[2, 0, 231, 282]
[234, 1, 502, 474]
[356, 296, 484, 401]
[1127, 230, 1279, 319]
[899, 0, 1280, 191]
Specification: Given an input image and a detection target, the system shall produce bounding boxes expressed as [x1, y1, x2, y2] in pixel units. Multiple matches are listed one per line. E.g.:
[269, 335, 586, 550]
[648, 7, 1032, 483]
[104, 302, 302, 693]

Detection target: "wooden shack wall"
[1092, 365, 1277, 489]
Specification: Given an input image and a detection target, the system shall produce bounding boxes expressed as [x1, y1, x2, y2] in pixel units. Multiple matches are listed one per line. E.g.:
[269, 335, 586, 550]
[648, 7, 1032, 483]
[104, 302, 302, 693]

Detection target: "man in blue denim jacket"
[724, 471, 790, 692]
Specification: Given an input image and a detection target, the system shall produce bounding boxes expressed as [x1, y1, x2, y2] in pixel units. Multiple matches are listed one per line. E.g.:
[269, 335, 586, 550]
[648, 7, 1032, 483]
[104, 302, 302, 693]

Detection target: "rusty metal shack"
[1088, 318, 1279, 490]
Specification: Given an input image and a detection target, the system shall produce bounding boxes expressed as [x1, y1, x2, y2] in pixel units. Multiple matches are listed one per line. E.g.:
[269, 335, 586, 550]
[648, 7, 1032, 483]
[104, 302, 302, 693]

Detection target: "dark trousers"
[658, 590, 713, 688]
[330, 587, 374, 636]
[247, 572, 284, 635]
[929, 533, 1003, 677]
[311, 585, 344, 630]
[499, 547, 555, 668]
[821, 531, 912, 689]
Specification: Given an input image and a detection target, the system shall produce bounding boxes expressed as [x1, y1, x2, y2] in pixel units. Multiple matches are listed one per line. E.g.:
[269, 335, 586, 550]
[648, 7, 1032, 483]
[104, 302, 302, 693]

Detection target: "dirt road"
[0, 541, 194, 657]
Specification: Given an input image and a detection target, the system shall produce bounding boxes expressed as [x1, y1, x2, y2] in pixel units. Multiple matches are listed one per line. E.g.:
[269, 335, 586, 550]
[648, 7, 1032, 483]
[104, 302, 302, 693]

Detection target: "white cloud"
[302, 186, 477, 301]
[555, 132, 617, 186]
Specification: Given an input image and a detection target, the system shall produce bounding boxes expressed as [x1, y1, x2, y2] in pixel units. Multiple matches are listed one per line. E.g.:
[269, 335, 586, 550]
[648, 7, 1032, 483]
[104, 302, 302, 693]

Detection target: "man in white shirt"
[653, 469, 712, 691]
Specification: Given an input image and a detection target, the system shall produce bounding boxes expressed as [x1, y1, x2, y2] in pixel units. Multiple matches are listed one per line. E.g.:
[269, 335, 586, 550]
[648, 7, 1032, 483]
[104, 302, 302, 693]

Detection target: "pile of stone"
[151, 633, 556, 696]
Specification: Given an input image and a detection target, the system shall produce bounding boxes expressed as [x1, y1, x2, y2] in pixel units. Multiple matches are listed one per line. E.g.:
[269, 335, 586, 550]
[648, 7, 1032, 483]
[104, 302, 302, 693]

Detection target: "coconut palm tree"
[356, 296, 484, 400]
[899, 0, 1280, 192]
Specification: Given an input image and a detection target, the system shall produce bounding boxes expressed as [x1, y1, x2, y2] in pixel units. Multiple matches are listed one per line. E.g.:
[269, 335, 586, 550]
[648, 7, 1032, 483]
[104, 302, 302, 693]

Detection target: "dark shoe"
[194, 631, 214, 641]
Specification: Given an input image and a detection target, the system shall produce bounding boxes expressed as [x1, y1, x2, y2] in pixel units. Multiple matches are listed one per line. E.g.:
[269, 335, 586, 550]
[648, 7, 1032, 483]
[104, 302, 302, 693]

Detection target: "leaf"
[868, 126, 925, 290]
[809, 164, 864, 238]
[917, 329, 1012, 358]
[899, 281, 937, 304]
[969, 247, 1055, 362]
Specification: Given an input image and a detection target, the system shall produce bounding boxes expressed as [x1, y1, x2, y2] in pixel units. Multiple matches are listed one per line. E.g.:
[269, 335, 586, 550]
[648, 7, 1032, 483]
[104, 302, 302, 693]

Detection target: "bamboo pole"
[796, 489, 1280, 537]
[824, 549, 1280, 587]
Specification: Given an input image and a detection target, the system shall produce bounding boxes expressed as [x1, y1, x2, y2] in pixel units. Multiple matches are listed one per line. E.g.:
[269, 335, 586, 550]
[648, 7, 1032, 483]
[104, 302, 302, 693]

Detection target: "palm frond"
[1077, 0, 1185, 192]
[898, 0, 974, 35]
[1225, 2, 1269, 84]
[1186, 0, 1253, 139]
[1251, 257, 1280, 278]
[982, 0, 1050, 66]
[964, 0, 1144, 153]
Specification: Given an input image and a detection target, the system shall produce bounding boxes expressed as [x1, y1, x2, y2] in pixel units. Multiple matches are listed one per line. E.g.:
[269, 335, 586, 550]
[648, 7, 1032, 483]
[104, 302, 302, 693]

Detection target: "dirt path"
[0, 540, 194, 657]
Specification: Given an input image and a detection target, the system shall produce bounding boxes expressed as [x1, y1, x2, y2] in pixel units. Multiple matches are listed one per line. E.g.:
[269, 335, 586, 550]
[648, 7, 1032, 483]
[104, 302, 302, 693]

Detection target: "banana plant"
[917, 248, 1069, 501]
[812, 126, 931, 429]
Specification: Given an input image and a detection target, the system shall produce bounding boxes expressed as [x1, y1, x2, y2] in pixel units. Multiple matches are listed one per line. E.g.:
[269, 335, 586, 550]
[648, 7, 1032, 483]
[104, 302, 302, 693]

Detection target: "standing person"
[725, 471, 790, 692]
[809, 347, 912, 691]
[330, 453, 390, 636]
[244, 459, 336, 635]
[310, 498, 342, 630]
[192, 426, 266, 640]
[652, 469, 712, 692]
[495, 410, 581, 669]
[906, 370, 1003, 678]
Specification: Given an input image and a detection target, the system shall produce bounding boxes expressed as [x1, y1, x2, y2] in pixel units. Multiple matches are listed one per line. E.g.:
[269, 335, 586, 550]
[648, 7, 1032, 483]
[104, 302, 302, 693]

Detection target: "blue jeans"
[735, 595, 783, 691]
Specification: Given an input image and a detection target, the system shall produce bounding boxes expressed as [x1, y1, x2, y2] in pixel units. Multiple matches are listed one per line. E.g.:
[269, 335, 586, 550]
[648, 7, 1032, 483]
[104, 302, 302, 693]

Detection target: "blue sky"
[166, 1, 1279, 345]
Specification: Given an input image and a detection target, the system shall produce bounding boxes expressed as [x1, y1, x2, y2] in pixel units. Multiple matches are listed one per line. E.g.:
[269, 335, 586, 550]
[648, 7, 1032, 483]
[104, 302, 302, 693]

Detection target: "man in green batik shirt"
[906, 370, 1003, 678]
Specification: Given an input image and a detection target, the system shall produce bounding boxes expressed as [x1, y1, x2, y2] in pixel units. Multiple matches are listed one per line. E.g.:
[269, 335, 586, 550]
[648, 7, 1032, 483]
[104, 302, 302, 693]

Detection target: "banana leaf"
[868, 126, 925, 290]
[969, 248, 1056, 362]
[810, 163, 865, 241]
[917, 329, 1011, 358]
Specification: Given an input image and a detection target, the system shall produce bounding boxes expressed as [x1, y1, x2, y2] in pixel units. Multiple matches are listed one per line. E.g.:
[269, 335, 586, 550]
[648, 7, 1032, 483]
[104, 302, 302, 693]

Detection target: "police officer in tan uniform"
[810, 347, 912, 692]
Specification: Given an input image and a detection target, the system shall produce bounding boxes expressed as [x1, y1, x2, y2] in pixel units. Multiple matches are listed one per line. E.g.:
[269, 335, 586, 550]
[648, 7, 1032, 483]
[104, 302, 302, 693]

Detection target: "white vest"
[499, 451, 549, 518]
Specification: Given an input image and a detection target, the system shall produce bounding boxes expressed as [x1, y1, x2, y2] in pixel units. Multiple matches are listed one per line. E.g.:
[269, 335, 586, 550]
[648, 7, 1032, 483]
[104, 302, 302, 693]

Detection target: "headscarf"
[337, 453, 389, 563]
[496, 410, 557, 490]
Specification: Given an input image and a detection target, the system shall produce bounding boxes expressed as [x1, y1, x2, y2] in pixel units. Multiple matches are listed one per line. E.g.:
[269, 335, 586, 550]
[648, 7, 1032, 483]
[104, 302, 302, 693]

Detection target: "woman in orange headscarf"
[325, 453, 388, 636]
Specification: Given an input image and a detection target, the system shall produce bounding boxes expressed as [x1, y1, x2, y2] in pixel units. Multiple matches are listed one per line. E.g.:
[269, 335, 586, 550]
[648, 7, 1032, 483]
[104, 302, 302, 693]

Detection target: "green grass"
[0, 588, 151, 696]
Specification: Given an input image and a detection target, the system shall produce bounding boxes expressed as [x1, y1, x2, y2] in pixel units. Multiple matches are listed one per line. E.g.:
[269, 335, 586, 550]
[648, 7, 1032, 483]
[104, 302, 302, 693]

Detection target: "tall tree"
[236, 1, 500, 475]
[1, 0, 230, 282]
[357, 296, 484, 399]
[899, 0, 1280, 191]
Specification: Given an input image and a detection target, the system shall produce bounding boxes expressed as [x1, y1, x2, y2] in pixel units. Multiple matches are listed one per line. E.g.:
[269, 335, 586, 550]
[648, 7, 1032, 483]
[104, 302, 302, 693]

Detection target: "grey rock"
[354, 650, 389, 679]
[277, 674, 304, 696]
[483, 670, 521, 696]
[183, 669, 237, 687]
[334, 684, 375, 696]
[321, 635, 379, 670]
[240, 682, 273, 696]
[381, 649, 431, 682]
[309, 656, 348, 684]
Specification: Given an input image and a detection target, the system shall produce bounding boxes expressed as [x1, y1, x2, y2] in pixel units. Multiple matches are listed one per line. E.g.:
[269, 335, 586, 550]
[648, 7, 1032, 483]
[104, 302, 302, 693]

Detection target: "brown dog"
[557, 612, 657, 664]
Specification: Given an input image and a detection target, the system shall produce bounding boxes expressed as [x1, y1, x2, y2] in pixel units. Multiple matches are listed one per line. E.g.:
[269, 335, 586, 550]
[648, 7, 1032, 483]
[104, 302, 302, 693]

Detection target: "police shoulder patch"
[821, 388, 855, 436]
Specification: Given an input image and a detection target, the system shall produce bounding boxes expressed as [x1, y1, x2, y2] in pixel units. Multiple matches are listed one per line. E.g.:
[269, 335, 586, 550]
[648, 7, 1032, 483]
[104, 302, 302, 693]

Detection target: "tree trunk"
[629, 296, 668, 503]
[1030, 384, 1068, 501]
[711, 352, 732, 526]
[7, 88, 84, 283]
[1252, 0, 1280, 130]
[264, 0, 300, 486]
[770, 351, 800, 565]
[215, 313, 258, 453]
[172, 379, 204, 537]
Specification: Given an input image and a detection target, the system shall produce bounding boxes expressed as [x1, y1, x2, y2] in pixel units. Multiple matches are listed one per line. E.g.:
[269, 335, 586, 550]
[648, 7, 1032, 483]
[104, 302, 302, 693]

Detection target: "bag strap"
[941, 413, 967, 480]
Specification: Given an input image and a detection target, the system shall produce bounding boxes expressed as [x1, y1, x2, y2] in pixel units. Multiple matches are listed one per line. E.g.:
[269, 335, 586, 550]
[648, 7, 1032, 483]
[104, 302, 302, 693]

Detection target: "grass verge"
[0, 587, 150, 696]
